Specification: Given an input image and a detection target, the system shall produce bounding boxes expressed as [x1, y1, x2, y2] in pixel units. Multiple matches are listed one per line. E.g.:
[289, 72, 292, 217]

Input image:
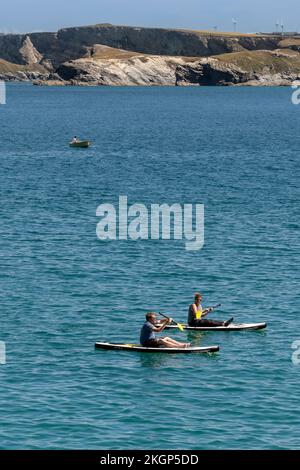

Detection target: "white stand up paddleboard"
[95, 342, 219, 353]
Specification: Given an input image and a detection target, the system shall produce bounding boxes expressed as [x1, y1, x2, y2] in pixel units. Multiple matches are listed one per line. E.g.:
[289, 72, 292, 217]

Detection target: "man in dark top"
[140, 312, 190, 348]
[188, 293, 234, 327]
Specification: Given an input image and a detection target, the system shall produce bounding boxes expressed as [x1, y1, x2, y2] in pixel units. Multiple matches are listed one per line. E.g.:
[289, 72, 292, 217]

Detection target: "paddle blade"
[177, 323, 185, 332]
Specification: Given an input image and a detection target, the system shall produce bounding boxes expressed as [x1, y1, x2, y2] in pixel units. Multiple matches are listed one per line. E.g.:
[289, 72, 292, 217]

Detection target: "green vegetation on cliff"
[215, 49, 300, 74]
[0, 23, 300, 86]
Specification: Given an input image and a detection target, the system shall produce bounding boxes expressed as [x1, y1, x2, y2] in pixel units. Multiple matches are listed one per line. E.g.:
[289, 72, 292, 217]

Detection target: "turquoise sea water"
[0, 84, 299, 449]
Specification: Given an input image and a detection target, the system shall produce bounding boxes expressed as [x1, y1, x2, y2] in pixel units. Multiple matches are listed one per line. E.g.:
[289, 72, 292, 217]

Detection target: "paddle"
[158, 312, 185, 332]
[207, 303, 221, 312]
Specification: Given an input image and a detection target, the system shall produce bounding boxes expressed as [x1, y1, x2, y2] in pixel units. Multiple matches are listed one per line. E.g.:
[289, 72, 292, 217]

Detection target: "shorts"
[189, 319, 224, 327]
[142, 338, 164, 348]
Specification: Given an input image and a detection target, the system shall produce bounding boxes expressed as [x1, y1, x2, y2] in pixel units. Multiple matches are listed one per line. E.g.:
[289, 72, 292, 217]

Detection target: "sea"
[0, 83, 299, 449]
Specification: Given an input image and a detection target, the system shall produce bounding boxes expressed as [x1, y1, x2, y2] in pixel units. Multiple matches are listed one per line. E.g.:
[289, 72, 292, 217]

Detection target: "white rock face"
[19, 36, 43, 65]
[58, 54, 189, 86]
[2, 42, 298, 87]
[55, 47, 300, 87]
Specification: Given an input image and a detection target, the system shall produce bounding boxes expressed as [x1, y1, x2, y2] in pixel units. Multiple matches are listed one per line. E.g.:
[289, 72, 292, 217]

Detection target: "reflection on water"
[138, 352, 174, 368]
[186, 331, 205, 345]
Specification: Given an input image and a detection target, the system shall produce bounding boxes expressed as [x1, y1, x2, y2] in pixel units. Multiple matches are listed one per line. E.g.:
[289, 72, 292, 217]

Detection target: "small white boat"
[69, 140, 91, 148]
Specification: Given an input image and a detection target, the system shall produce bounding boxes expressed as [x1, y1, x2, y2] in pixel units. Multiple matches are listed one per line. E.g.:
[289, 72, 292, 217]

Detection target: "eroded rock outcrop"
[56, 51, 185, 86]
[0, 24, 283, 68]
[176, 58, 251, 86]
[1, 24, 300, 86]
[19, 36, 43, 65]
[0, 57, 49, 82]
[51, 47, 300, 87]
[176, 49, 300, 86]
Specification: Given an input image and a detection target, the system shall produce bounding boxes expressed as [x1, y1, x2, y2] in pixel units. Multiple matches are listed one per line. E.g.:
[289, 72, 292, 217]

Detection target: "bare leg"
[161, 337, 190, 348]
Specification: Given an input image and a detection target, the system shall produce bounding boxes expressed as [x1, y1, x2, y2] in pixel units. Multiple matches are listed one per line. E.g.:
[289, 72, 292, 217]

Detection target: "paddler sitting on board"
[140, 312, 190, 348]
[188, 292, 233, 327]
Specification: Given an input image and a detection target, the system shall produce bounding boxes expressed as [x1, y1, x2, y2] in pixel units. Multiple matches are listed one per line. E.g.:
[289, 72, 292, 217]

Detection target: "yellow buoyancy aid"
[195, 305, 203, 320]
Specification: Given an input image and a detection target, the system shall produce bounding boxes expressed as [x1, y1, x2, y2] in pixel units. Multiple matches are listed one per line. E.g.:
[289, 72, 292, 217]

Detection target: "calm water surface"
[0, 84, 299, 449]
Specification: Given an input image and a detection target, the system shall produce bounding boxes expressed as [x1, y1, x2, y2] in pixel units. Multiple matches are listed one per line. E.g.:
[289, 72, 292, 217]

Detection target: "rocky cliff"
[176, 49, 300, 86]
[0, 23, 299, 86]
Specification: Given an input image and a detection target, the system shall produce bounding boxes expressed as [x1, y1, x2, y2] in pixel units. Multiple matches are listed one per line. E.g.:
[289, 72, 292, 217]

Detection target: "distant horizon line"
[0, 21, 298, 37]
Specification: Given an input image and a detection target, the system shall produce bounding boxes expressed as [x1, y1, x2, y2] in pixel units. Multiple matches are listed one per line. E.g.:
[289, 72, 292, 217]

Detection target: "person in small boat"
[140, 312, 190, 348]
[72, 136, 78, 143]
[188, 293, 233, 327]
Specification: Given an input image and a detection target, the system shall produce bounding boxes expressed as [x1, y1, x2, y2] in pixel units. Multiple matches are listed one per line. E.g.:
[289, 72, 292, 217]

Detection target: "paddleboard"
[159, 322, 267, 331]
[95, 342, 219, 353]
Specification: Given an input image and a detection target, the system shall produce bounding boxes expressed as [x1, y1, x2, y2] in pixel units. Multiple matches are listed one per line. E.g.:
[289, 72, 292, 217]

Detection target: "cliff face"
[38, 47, 300, 87]
[55, 53, 186, 86]
[19, 36, 43, 65]
[0, 23, 298, 86]
[0, 34, 27, 64]
[53, 25, 280, 58]
[0, 24, 282, 67]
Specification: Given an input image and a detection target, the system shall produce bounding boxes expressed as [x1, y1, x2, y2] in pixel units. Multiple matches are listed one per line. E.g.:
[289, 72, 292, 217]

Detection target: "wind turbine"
[275, 20, 280, 34]
[280, 20, 284, 36]
[232, 18, 238, 33]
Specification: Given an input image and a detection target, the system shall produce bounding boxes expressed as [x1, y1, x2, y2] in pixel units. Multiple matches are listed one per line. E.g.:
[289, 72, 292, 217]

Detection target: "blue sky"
[0, 0, 299, 34]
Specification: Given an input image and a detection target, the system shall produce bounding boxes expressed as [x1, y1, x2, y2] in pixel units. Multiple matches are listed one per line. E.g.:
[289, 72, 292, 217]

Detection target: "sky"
[0, 0, 300, 34]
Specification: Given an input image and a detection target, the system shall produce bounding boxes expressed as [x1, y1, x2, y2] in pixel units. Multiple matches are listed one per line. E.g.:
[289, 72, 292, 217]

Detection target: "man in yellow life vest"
[188, 292, 233, 327]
